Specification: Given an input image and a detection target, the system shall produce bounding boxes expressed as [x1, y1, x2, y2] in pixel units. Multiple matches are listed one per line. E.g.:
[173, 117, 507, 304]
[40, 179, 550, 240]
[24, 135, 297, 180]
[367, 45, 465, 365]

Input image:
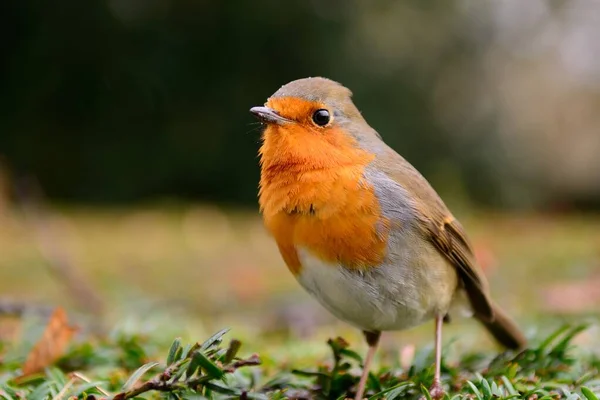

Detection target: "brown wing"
[424, 215, 494, 321]
[373, 148, 495, 322]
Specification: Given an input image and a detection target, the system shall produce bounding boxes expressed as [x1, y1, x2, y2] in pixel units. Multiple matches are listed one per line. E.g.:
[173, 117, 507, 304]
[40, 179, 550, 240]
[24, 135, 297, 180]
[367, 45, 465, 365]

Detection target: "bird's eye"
[312, 109, 330, 126]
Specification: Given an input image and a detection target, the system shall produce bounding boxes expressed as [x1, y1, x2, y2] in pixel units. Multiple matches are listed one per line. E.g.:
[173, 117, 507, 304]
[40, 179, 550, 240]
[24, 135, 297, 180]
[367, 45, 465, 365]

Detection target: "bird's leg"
[355, 330, 381, 400]
[429, 315, 445, 400]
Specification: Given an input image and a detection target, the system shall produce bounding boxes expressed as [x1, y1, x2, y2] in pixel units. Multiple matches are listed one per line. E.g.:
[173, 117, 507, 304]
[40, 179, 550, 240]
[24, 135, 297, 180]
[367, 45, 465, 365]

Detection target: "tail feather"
[477, 303, 527, 350]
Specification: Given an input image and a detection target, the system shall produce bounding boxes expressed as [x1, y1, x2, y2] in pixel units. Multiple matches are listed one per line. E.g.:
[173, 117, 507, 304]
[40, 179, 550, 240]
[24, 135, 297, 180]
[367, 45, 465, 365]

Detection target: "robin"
[250, 77, 526, 400]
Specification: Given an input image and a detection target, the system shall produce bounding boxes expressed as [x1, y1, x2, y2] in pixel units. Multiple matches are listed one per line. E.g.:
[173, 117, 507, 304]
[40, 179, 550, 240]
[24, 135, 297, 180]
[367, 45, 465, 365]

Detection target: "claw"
[429, 379, 445, 400]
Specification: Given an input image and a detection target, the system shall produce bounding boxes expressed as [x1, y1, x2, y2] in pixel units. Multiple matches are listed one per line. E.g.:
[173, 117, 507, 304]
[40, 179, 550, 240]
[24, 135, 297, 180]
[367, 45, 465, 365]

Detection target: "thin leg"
[429, 315, 444, 400]
[355, 331, 381, 400]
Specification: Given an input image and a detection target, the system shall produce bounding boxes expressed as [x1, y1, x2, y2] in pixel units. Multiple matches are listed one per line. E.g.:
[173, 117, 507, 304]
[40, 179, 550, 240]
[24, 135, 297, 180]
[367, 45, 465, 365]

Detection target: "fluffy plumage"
[252, 77, 526, 400]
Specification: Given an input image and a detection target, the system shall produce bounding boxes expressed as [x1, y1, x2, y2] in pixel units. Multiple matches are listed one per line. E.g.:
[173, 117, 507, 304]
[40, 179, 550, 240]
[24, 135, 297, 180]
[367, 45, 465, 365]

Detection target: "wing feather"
[373, 148, 495, 322]
[424, 216, 494, 321]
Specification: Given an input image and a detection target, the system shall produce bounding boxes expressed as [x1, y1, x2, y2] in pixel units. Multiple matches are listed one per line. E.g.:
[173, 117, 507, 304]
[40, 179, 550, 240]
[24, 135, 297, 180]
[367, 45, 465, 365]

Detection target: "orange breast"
[258, 114, 389, 276]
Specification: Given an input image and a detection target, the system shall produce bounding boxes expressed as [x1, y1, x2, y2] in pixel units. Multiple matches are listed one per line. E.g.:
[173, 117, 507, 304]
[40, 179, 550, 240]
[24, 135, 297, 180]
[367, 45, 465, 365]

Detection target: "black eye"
[312, 109, 330, 126]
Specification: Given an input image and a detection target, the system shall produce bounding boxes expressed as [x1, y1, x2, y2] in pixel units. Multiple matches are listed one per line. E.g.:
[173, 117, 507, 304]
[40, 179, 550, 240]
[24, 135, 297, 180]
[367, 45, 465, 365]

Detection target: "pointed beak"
[249, 106, 291, 125]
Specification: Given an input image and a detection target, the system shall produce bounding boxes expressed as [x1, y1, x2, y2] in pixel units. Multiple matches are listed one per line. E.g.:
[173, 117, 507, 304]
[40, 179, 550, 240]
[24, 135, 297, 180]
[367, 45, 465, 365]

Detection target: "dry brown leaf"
[18, 307, 78, 378]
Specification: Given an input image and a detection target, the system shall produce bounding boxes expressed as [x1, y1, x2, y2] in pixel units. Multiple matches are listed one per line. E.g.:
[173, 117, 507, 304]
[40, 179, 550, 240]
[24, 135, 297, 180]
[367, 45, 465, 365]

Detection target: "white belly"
[295, 247, 459, 332]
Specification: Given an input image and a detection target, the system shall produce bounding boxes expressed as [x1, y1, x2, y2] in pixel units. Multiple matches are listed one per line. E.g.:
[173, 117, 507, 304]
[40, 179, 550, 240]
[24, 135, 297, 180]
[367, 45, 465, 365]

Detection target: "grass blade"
[501, 375, 518, 396]
[202, 381, 239, 395]
[199, 328, 230, 351]
[223, 339, 242, 364]
[551, 325, 588, 356]
[537, 325, 571, 353]
[582, 387, 599, 400]
[420, 384, 433, 400]
[339, 348, 363, 363]
[189, 351, 223, 379]
[466, 380, 483, 400]
[68, 381, 107, 397]
[167, 337, 182, 366]
[121, 361, 159, 391]
[479, 376, 492, 398]
[368, 381, 412, 399]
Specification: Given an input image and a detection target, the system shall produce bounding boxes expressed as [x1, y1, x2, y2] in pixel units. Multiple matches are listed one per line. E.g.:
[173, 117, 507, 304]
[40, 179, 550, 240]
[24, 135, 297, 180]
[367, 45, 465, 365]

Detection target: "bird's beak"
[249, 106, 291, 125]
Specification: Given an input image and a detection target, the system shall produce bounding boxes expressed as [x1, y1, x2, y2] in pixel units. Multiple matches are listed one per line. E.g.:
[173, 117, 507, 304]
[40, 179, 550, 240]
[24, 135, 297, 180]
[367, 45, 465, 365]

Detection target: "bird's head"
[250, 77, 380, 170]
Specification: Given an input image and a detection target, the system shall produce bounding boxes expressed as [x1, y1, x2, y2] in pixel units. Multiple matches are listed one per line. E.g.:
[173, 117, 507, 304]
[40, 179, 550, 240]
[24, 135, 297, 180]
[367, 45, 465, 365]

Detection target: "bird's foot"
[429, 379, 444, 400]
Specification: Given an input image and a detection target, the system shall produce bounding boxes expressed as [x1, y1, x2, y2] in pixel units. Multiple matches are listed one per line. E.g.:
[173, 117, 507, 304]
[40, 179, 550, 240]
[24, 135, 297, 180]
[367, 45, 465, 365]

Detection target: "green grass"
[0, 322, 599, 399]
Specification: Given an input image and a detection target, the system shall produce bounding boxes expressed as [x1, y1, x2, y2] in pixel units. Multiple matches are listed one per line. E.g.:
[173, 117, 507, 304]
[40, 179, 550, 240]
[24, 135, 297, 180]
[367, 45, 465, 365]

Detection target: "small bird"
[250, 77, 526, 400]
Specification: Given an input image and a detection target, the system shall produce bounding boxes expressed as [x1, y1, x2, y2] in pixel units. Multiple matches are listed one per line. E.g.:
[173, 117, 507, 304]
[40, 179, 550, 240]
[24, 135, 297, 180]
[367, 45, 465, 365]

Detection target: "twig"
[52, 376, 76, 400]
[113, 355, 192, 400]
[113, 352, 261, 399]
[114, 379, 187, 399]
[223, 354, 261, 373]
[71, 372, 112, 397]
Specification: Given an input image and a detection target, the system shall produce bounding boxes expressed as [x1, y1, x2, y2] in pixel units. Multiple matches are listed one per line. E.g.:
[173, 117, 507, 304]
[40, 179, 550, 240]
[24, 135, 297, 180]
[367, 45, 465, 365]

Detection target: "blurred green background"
[2, 0, 600, 208]
[1, 0, 599, 360]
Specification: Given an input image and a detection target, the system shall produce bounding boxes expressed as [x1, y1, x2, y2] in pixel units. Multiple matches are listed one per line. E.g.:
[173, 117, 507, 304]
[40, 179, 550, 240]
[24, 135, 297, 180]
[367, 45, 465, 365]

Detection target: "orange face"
[258, 97, 368, 173]
[255, 96, 389, 275]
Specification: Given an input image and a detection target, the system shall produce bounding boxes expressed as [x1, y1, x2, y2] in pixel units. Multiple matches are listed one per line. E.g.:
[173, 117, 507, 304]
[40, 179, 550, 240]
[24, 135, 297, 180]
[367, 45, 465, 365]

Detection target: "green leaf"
[501, 375, 518, 396]
[506, 362, 519, 380]
[420, 384, 433, 400]
[0, 384, 21, 400]
[46, 367, 68, 386]
[261, 374, 291, 388]
[339, 348, 363, 364]
[223, 339, 241, 364]
[121, 361, 159, 391]
[199, 328, 230, 351]
[577, 371, 598, 386]
[466, 380, 483, 400]
[186, 352, 202, 378]
[68, 381, 107, 397]
[367, 371, 381, 393]
[28, 381, 52, 400]
[180, 343, 193, 360]
[551, 325, 588, 356]
[202, 381, 239, 395]
[291, 369, 330, 379]
[367, 381, 411, 399]
[479, 376, 492, 398]
[537, 325, 571, 353]
[167, 338, 182, 366]
[582, 387, 599, 400]
[188, 351, 224, 379]
[170, 359, 190, 381]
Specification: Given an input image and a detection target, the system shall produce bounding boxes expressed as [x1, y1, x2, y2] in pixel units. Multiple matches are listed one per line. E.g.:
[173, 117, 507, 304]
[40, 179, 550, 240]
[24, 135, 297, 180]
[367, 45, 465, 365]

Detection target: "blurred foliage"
[1, 204, 599, 337]
[2, 0, 599, 208]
